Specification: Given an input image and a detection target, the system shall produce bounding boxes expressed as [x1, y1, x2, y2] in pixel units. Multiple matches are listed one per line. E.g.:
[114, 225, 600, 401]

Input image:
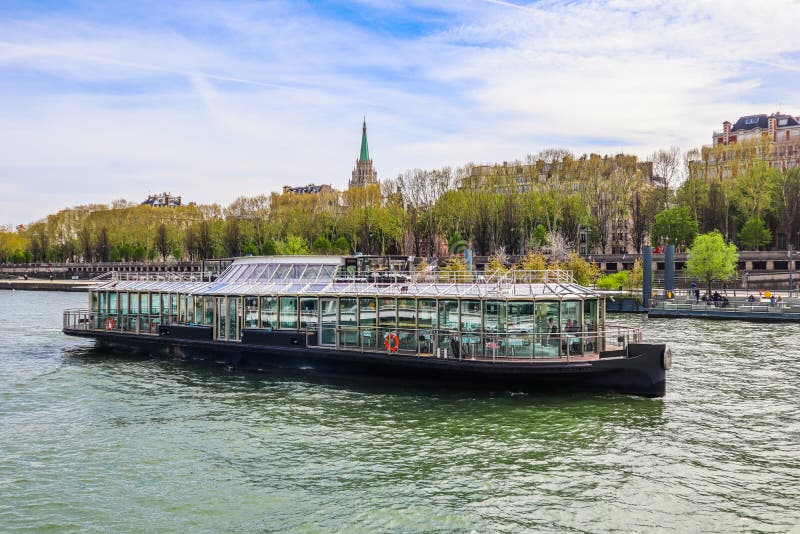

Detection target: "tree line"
[1, 145, 798, 264]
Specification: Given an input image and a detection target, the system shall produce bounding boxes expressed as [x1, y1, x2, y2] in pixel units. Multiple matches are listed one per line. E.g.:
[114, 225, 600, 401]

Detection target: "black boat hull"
[63, 327, 668, 398]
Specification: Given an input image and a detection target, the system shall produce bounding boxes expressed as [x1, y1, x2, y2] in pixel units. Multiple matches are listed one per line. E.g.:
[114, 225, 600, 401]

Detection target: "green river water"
[1, 291, 799, 532]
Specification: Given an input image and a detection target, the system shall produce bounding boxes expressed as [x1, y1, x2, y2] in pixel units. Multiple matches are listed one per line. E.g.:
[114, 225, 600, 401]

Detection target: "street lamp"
[789, 246, 795, 298]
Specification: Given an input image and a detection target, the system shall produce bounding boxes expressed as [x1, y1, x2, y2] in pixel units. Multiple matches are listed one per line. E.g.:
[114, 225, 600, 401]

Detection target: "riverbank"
[0, 279, 99, 292]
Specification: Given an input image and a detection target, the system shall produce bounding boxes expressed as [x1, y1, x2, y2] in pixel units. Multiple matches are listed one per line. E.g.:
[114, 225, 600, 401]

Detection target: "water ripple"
[1, 292, 800, 532]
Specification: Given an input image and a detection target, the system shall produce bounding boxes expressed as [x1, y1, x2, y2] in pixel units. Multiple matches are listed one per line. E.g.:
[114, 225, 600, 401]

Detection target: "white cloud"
[0, 0, 799, 225]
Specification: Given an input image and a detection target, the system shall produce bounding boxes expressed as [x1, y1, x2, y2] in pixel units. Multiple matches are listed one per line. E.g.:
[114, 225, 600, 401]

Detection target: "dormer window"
[779, 119, 788, 126]
[744, 117, 759, 125]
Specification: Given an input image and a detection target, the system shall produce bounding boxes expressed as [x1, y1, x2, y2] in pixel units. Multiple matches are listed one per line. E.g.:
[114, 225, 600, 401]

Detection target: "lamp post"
[789, 246, 795, 298]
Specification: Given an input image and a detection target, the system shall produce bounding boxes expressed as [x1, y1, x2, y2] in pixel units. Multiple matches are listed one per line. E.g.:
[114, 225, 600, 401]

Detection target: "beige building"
[694, 112, 800, 180]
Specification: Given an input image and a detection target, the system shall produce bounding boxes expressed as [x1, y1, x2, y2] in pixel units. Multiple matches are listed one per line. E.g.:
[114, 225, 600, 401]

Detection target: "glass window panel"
[398, 299, 416, 328]
[204, 297, 214, 326]
[273, 264, 291, 280]
[260, 264, 277, 281]
[583, 299, 598, 332]
[561, 301, 581, 332]
[228, 297, 238, 339]
[219, 298, 226, 339]
[507, 301, 534, 332]
[171, 294, 178, 316]
[132, 293, 140, 314]
[187, 296, 195, 323]
[260, 297, 277, 328]
[321, 265, 338, 279]
[438, 300, 459, 330]
[379, 298, 397, 327]
[340, 298, 358, 327]
[219, 264, 243, 283]
[244, 296, 259, 328]
[533, 301, 560, 355]
[162, 294, 170, 315]
[99, 292, 108, 314]
[300, 298, 318, 329]
[418, 299, 436, 328]
[279, 297, 298, 329]
[320, 298, 337, 345]
[460, 300, 481, 332]
[192, 296, 203, 324]
[109, 292, 118, 314]
[483, 301, 506, 333]
[249, 264, 267, 281]
[121, 293, 129, 315]
[291, 265, 306, 279]
[151, 293, 160, 315]
[358, 298, 376, 327]
[91, 291, 99, 313]
[304, 265, 321, 280]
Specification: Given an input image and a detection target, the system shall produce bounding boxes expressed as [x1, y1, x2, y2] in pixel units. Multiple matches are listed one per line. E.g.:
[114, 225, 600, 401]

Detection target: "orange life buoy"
[105, 317, 115, 331]
[384, 333, 399, 352]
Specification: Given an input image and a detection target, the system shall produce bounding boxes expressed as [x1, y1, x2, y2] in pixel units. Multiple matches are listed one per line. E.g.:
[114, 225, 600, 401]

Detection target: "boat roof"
[97, 256, 600, 300]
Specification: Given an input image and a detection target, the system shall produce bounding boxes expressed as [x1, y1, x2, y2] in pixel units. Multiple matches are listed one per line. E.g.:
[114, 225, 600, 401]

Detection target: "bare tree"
[649, 146, 682, 210]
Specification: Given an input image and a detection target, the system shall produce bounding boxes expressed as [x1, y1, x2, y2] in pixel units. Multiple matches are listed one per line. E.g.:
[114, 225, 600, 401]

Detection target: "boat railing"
[108, 270, 213, 283]
[330, 268, 586, 298]
[63, 308, 178, 335]
[650, 297, 800, 314]
[335, 268, 575, 285]
[307, 322, 642, 362]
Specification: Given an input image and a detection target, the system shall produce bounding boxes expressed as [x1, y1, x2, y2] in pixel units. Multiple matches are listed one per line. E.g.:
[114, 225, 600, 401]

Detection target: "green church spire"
[359, 117, 369, 162]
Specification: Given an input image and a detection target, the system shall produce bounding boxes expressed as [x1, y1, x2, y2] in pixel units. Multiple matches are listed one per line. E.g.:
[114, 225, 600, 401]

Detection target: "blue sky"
[1, 0, 799, 226]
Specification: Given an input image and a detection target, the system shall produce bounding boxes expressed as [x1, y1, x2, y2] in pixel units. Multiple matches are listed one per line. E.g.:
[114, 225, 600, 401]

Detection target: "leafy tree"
[95, 226, 110, 262]
[625, 259, 644, 292]
[332, 237, 350, 255]
[738, 217, 772, 250]
[596, 271, 628, 290]
[685, 231, 739, 295]
[530, 224, 548, 249]
[276, 235, 309, 255]
[517, 251, 547, 271]
[261, 239, 277, 256]
[438, 255, 469, 281]
[651, 206, 698, 251]
[155, 223, 170, 260]
[224, 218, 242, 257]
[731, 160, 777, 221]
[484, 248, 509, 279]
[562, 253, 600, 286]
[312, 235, 332, 254]
[772, 167, 800, 250]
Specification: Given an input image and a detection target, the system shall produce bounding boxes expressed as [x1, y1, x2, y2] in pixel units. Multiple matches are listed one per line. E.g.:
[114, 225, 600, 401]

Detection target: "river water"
[1, 291, 799, 533]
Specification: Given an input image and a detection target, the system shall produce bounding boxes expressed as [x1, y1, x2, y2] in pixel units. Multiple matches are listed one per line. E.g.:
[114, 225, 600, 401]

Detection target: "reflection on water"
[1, 292, 799, 532]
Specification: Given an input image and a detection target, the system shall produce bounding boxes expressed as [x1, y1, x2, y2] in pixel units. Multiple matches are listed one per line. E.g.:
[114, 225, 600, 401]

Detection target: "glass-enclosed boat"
[63, 256, 670, 397]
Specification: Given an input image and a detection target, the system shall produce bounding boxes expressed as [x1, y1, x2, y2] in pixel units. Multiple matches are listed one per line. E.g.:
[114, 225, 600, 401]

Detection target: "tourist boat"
[62, 256, 671, 397]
